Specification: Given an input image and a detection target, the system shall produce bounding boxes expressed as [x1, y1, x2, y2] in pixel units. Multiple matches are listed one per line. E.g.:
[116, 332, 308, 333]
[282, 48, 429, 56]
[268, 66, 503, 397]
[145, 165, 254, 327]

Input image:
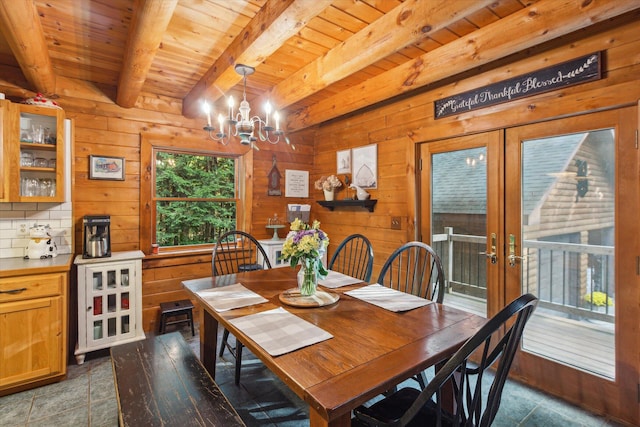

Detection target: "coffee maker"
[83, 215, 111, 259]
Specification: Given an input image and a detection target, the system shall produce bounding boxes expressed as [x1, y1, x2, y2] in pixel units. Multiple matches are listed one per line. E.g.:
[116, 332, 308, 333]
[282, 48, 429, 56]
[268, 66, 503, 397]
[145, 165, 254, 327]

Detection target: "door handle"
[479, 232, 498, 264]
[508, 234, 526, 267]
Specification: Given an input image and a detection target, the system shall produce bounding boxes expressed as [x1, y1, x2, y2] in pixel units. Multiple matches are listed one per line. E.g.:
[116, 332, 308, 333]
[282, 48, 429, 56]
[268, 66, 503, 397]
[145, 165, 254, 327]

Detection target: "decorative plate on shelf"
[23, 93, 62, 109]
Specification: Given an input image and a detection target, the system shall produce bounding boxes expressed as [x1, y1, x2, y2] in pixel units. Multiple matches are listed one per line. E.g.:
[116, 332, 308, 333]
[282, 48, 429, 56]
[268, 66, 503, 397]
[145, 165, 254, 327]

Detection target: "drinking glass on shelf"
[20, 152, 33, 166]
[39, 178, 53, 197]
[32, 125, 44, 144]
[20, 130, 32, 142]
[21, 178, 38, 196]
[47, 158, 56, 168]
[34, 157, 48, 167]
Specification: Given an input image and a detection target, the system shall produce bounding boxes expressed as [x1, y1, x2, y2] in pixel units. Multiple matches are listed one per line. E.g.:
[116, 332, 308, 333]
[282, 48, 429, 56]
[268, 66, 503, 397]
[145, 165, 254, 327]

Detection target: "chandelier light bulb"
[264, 102, 272, 126]
[203, 101, 212, 127]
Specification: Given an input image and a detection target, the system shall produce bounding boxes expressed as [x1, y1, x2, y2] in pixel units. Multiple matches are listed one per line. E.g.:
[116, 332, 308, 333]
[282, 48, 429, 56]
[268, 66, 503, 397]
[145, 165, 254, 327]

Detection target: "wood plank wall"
[311, 13, 640, 281]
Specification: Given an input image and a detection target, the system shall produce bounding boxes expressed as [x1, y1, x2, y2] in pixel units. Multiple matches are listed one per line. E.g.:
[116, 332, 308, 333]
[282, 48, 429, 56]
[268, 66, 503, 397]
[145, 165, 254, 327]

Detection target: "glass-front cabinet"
[0, 100, 65, 202]
[74, 251, 145, 364]
[17, 104, 65, 202]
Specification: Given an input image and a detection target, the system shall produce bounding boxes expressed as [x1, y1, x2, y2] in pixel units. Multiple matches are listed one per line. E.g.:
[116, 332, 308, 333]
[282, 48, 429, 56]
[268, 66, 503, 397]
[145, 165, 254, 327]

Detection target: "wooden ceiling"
[0, 0, 637, 132]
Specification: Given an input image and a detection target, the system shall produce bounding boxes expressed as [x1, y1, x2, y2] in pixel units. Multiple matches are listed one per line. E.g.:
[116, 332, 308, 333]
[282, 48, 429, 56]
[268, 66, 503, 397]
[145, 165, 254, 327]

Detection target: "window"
[153, 149, 237, 248]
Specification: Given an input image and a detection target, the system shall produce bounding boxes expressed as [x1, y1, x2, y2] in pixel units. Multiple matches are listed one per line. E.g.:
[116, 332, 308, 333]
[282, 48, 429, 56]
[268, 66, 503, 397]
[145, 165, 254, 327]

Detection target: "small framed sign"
[89, 155, 125, 181]
[352, 144, 377, 189]
[337, 149, 351, 174]
[285, 169, 309, 198]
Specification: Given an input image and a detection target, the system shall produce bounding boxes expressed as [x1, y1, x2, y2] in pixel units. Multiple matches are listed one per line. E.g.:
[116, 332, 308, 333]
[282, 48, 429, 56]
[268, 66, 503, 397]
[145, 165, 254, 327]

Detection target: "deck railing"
[432, 227, 615, 323]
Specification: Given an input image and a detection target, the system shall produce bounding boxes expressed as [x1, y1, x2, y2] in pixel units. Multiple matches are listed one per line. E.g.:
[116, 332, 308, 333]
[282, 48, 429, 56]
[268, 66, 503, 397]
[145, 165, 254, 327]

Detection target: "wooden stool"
[159, 300, 195, 336]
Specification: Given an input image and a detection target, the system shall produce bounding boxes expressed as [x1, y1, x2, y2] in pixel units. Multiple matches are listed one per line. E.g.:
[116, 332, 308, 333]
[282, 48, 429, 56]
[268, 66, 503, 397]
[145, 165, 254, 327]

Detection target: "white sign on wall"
[285, 169, 309, 198]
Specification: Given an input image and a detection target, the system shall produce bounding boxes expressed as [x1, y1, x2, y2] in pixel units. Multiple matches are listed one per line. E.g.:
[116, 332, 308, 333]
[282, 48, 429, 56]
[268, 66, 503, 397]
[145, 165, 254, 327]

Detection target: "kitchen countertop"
[0, 254, 74, 278]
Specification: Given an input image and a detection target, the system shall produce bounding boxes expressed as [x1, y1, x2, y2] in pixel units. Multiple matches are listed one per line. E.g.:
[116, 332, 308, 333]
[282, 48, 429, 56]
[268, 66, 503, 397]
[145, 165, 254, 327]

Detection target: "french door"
[419, 107, 639, 425]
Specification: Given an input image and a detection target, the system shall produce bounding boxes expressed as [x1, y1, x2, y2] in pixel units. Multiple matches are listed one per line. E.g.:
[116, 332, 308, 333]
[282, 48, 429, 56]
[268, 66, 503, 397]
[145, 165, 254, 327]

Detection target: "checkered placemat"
[318, 270, 364, 289]
[228, 307, 333, 356]
[345, 283, 432, 312]
[196, 283, 268, 312]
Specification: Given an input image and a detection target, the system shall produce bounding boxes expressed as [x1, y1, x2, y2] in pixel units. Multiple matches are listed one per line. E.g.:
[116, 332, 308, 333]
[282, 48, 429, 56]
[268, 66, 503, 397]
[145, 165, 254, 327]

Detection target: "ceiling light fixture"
[202, 64, 291, 150]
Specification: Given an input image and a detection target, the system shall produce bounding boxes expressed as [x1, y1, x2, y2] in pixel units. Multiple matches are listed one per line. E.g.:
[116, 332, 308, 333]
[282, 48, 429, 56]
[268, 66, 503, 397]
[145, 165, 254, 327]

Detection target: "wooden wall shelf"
[317, 199, 377, 212]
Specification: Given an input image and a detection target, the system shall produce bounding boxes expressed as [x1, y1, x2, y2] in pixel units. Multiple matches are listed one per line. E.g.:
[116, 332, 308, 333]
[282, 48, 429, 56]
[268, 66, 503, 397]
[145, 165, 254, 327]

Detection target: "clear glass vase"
[297, 259, 318, 296]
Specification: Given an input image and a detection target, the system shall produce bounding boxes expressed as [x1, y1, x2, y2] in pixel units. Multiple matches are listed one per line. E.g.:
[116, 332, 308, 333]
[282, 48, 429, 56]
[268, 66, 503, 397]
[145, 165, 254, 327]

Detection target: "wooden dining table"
[182, 267, 486, 427]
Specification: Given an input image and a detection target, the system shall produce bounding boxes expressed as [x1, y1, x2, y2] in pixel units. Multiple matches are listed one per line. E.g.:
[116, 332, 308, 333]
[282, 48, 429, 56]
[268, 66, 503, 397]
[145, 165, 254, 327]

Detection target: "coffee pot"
[83, 215, 111, 258]
[88, 233, 108, 257]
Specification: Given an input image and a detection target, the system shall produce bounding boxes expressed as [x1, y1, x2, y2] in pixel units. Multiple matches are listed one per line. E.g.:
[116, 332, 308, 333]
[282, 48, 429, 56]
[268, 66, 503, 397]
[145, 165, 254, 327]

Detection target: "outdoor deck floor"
[445, 292, 615, 379]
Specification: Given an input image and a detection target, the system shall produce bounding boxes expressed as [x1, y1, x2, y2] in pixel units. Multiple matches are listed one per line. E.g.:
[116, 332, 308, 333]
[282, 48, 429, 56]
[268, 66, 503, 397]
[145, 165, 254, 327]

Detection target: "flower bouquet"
[281, 219, 329, 295]
[314, 174, 343, 192]
[315, 175, 342, 201]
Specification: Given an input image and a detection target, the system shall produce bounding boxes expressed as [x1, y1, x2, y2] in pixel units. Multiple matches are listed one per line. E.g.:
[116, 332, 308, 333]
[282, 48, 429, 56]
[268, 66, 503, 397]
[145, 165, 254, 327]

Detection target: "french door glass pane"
[520, 128, 615, 379]
[431, 147, 487, 317]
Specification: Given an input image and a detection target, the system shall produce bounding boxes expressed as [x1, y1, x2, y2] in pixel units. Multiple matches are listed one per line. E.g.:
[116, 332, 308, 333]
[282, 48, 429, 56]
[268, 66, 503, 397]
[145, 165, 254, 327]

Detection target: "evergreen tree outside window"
[154, 150, 237, 248]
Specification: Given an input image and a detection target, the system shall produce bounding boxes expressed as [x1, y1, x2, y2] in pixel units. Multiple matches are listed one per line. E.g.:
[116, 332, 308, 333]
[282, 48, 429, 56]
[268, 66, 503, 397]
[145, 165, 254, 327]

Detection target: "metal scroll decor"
[434, 52, 602, 119]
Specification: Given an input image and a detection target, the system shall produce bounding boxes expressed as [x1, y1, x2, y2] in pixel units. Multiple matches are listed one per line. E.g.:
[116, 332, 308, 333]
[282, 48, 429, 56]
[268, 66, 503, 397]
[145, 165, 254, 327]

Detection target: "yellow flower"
[584, 291, 613, 307]
[280, 220, 329, 278]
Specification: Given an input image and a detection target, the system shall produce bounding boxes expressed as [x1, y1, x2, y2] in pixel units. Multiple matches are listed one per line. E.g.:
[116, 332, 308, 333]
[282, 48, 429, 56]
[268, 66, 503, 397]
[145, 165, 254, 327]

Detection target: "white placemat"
[345, 283, 432, 312]
[318, 270, 363, 288]
[196, 283, 268, 312]
[228, 307, 333, 356]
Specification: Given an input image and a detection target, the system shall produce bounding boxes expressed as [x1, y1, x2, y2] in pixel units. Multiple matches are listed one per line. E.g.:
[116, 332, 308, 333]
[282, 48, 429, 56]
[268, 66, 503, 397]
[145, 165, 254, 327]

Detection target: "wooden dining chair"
[353, 293, 538, 427]
[377, 241, 445, 303]
[328, 233, 374, 282]
[377, 241, 446, 389]
[212, 230, 271, 385]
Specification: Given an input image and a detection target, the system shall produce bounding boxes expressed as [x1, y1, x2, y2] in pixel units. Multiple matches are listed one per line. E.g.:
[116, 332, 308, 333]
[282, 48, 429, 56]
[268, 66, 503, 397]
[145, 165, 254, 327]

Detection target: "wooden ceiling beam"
[288, 0, 640, 131]
[116, 0, 178, 108]
[0, 1, 56, 95]
[182, 0, 331, 119]
[269, 0, 494, 108]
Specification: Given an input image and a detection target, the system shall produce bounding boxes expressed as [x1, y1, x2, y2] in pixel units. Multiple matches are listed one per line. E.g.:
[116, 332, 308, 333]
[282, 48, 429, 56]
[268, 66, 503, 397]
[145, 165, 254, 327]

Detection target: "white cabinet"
[258, 239, 287, 268]
[74, 251, 145, 364]
[257, 239, 327, 269]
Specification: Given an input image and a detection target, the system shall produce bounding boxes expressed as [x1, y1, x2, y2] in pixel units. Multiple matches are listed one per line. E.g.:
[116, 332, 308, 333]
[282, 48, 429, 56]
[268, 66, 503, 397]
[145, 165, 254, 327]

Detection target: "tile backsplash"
[0, 202, 73, 259]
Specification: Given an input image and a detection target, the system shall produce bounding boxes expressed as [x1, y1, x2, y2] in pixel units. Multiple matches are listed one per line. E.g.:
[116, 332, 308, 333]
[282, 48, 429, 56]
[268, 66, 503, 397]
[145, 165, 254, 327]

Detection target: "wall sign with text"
[434, 52, 602, 119]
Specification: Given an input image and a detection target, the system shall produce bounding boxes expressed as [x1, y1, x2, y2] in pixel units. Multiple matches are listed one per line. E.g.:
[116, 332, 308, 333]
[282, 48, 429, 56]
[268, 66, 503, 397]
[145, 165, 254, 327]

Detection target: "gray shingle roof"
[432, 135, 587, 215]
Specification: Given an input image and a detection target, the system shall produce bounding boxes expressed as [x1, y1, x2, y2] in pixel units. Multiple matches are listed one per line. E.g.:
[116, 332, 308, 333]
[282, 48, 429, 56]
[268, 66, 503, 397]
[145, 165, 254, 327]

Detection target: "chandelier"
[202, 64, 290, 149]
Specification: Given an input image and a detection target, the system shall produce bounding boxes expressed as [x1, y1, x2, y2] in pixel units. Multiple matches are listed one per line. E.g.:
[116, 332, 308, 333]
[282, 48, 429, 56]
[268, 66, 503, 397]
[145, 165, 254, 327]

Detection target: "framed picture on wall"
[351, 144, 377, 189]
[336, 149, 351, 174]
[89, 155, 125, 181]
[284, 169, 309, 197]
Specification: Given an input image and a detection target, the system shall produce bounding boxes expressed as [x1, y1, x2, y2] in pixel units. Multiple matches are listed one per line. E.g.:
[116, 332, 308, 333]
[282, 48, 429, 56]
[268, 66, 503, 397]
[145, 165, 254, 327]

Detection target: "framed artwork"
[285, 169, 309, 197]
[336, 149, 351, 174]
[351, 144, 377, 189]
[89, 155, 125, 181]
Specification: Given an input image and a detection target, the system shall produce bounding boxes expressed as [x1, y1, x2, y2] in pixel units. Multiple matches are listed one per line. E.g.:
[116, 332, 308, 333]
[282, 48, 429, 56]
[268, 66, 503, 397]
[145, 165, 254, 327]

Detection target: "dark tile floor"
[0, 324, 626, 427]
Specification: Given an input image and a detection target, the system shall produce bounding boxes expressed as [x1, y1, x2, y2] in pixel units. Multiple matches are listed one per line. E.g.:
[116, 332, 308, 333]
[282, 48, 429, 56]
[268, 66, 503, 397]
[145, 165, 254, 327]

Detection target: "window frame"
[140, 133, 251, 255]
[152, 147, 239, 251]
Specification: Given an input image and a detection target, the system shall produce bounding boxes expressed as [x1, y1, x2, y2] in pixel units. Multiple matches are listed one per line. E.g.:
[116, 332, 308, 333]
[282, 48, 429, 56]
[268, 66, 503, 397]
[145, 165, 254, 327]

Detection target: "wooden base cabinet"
[0, 272, 68, 395]
[74, 251, 145, 364]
